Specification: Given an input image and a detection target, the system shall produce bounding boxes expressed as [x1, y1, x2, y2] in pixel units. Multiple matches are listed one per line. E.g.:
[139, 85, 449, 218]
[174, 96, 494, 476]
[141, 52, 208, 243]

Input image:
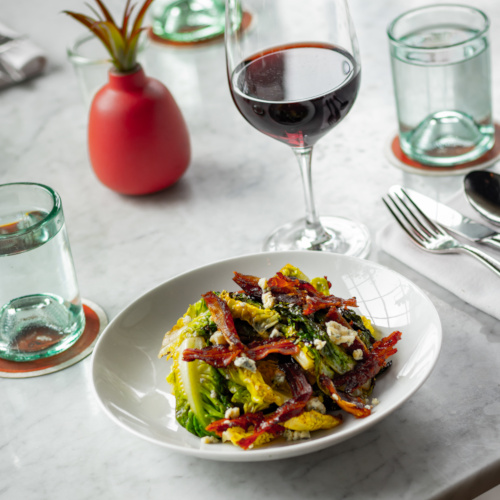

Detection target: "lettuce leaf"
[225, 365, 287, 414]
[220, 291, 279, 334]
[169, 337, 231, 437]
[159, 299, 214, 359]
[277, 304, 356, 375]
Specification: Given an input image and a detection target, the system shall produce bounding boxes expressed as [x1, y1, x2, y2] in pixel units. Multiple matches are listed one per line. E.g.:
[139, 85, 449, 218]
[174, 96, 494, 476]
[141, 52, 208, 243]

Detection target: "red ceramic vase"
[88, 65, 191, 195]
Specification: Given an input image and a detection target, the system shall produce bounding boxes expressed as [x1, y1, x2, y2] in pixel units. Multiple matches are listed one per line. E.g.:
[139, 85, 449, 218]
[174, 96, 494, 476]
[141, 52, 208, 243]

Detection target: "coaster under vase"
[0, 299, 108, 378]
[385, 124, 500, 176]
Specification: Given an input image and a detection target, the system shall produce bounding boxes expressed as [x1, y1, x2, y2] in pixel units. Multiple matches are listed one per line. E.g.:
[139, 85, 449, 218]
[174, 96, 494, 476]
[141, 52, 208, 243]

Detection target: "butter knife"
[389, 185, 500, 250]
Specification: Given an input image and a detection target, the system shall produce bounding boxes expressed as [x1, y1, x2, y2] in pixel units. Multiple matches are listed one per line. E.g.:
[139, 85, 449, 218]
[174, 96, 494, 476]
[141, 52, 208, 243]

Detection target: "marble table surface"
[1, 0, 499, 499]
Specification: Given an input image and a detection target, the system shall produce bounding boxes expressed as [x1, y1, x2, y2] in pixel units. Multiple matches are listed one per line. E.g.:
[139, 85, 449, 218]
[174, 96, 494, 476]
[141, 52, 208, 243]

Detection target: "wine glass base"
[262, 216, 371, 258]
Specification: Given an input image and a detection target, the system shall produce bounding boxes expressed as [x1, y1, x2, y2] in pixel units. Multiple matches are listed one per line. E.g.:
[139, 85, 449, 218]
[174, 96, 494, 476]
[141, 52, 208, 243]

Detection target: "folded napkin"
[378, 187, 500, 321]
[0, 22, 46, 88]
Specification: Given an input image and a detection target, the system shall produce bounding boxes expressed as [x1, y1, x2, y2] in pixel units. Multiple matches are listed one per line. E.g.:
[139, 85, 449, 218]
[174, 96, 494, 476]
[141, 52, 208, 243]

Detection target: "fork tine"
[388, 186, 439, 238]
[399, 187, 447, 236]
[382, 195, 427, 246]
[384, 187, 500, 276]
[391, 190, 435, 239]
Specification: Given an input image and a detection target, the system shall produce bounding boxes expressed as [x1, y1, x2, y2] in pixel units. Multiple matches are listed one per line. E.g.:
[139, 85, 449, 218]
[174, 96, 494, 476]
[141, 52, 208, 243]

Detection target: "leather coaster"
[385, 123, 500, 176]
[0, 300, 108, 378]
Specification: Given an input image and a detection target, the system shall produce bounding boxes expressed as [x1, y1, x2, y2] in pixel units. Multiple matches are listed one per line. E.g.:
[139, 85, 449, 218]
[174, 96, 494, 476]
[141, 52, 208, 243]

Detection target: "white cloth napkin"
[0, 22, 46, 88]
[378, 188, 500, 321]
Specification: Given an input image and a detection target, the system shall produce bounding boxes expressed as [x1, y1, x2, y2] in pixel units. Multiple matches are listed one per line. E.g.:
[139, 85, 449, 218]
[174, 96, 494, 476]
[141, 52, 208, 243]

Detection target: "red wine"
[231, 43, 360, 148]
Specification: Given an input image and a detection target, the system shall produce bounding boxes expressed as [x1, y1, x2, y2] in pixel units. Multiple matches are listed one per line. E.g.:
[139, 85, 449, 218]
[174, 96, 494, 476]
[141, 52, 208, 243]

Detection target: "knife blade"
[389, 185, 500, 250]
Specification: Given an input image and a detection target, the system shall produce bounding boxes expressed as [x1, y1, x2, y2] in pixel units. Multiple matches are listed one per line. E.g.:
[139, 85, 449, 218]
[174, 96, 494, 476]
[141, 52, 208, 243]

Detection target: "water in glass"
[0, 191, 84, 361]
[390, 22, 494, 165]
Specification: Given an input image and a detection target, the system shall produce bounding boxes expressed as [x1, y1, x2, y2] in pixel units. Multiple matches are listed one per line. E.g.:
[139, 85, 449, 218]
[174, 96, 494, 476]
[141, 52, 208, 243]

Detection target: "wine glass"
[225, 0, 370, 256]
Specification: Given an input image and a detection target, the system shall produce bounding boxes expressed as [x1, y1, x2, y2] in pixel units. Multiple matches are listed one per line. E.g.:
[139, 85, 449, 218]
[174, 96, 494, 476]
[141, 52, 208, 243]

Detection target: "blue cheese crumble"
[326, 321, 356, 346]
[353, 349, 363, 360]
[234, 353, 257, 372]
[284, 430, 311, 441]
[225, 407, 241, 419]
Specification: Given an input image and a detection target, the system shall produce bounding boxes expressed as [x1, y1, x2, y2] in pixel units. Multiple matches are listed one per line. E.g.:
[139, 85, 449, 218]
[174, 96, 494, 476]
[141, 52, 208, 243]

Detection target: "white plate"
[91, 251, 442, 462]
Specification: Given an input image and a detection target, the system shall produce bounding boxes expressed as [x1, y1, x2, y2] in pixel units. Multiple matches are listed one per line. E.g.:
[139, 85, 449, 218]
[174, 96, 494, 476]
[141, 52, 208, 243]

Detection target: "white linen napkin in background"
[378, 188, 500, 321]
[0, 21, 46, 88]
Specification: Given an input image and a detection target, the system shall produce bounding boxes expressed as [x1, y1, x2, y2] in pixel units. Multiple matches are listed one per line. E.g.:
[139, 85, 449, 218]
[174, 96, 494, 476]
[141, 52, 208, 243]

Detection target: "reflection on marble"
[1, 0, 500, 498]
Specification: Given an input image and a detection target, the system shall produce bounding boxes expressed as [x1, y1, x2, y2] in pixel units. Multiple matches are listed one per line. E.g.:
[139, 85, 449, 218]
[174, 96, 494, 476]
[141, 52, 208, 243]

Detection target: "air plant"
[64, 0, 153, 72]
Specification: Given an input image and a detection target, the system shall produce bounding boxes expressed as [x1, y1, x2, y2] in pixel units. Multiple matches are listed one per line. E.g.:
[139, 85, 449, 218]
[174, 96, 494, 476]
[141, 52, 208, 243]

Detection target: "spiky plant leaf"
[121, 0, 136, 38]
[64, 0, 154, 73]
[94, 0, 117, 24]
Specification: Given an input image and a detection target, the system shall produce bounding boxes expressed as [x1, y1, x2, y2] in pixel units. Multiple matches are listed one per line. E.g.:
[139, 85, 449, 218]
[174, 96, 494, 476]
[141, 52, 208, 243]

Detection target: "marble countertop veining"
[1, 0, 500, 499]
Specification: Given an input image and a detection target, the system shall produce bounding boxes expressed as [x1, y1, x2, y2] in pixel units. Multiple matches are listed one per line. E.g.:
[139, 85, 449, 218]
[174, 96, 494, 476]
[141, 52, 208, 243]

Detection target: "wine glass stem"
[293, 146, 331, 246]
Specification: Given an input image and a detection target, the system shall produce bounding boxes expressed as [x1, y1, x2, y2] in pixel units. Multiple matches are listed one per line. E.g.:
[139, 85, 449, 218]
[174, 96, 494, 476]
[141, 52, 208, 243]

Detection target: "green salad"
[158, 264, 401, 450]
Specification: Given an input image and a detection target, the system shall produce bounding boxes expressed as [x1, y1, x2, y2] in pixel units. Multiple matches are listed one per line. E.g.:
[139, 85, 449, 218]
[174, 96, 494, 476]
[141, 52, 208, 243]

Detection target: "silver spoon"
[464, 170, 500, 226]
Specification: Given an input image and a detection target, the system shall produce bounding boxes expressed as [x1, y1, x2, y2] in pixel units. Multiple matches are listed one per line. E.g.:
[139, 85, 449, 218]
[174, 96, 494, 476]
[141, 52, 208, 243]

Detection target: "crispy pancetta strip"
[232, 272, 263, 299]
[205, 362, 313, 449]
[319, 374, 371, 419]
[206, 412, 265, 435]
[246, 338, 300, 361]
[182, 338, 300, 367]
[202, 291, 243, 347]
[333, 330, 402, 393]
[182, 344, 244, 367]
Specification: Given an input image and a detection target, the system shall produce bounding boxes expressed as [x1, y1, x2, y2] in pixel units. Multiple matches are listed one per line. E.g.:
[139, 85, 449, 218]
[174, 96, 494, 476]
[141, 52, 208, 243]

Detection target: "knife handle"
[483, 234, 500, 251]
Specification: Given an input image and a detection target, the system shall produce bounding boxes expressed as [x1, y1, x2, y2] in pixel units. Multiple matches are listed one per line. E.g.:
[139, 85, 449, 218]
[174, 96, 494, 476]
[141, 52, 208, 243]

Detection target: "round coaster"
[385, 123, 500, 176]
[147, 10, 253, 46]
[0, 300, 108, 378]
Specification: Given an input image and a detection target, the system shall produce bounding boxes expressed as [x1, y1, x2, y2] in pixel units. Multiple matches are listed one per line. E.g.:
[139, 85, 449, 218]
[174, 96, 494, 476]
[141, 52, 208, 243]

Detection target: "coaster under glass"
[386, 124, 500, 177]
[0, 300, 107, 378]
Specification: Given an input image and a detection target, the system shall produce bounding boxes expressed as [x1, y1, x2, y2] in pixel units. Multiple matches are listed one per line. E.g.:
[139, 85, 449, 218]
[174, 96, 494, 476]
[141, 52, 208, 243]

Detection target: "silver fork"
[383, 186, 500, 278]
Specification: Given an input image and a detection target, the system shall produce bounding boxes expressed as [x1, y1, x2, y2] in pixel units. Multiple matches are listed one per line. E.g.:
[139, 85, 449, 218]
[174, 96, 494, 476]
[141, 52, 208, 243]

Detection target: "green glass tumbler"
[0, 183, 85, 362]
[151, 0, 237, 43]
[388, 5, 494, 166]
